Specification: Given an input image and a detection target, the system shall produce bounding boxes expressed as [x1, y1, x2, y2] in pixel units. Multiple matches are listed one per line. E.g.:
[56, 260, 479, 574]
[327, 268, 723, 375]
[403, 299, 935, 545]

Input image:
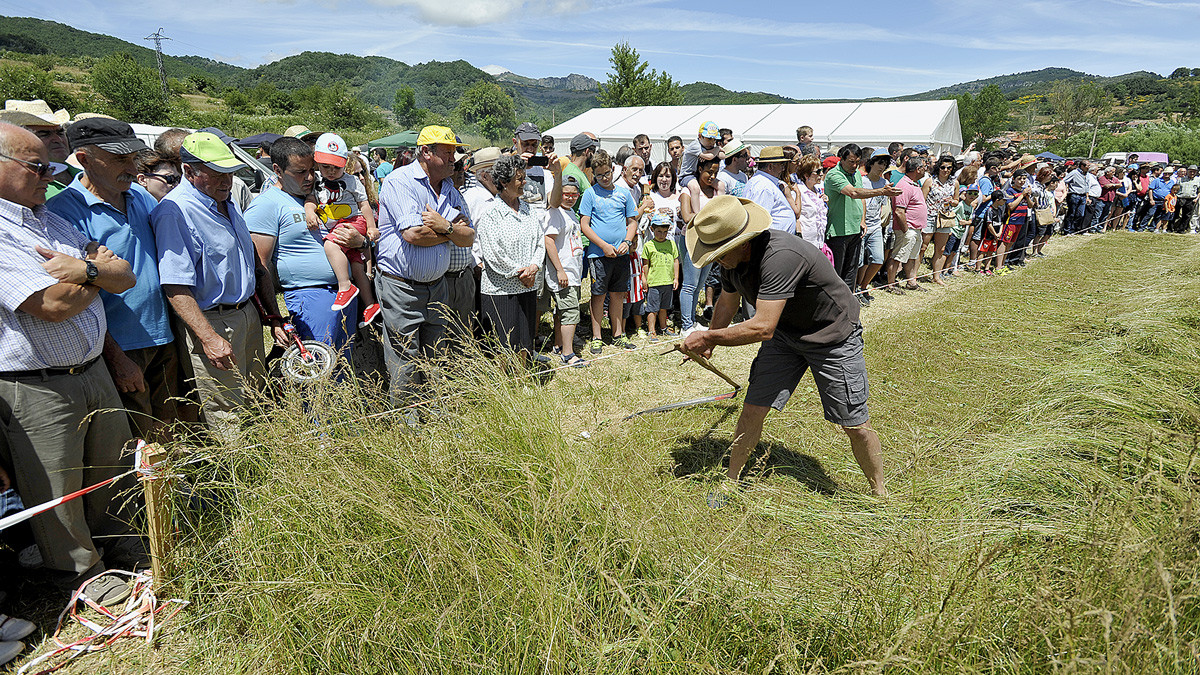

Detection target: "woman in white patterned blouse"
[476, 153, 546, 360]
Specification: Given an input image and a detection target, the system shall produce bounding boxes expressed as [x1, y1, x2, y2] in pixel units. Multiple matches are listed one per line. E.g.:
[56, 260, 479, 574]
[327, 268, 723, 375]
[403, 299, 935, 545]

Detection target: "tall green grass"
[152, 233, 1200, 674]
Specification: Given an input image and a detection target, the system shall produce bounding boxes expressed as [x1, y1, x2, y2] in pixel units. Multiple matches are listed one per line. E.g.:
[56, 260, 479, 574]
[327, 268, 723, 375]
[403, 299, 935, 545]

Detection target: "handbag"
[936, 212, 957, 230]
[1035, 204, 1056, 226]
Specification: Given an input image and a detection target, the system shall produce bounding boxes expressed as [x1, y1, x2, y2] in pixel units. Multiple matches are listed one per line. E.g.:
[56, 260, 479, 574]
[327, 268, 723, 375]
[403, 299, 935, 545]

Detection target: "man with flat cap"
[151, 132, 286, 436]
[681, 195, 886, 497]
[47, 117, 181, 442]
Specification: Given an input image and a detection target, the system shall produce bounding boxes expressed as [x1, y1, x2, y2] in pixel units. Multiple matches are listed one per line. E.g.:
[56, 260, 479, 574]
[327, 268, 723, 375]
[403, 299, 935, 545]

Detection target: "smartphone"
[527, 155, 549, 167]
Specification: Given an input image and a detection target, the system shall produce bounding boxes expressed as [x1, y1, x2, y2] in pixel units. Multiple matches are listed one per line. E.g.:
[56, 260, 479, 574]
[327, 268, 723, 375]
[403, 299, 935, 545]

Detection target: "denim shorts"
[861, 228, 884, 265]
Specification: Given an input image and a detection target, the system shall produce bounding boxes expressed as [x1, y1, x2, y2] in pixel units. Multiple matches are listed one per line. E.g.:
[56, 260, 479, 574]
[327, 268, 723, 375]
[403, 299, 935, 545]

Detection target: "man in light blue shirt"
[247, 137, 365, 355]
[47, 117, 179, 441]
[374, 125, 474, 406]
[152, 132, 285, 434]
[742, 147, 797, 234]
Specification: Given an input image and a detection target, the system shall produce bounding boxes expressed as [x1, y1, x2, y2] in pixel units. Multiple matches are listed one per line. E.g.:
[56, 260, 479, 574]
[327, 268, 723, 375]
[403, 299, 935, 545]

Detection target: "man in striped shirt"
[0, 122, 141, 606]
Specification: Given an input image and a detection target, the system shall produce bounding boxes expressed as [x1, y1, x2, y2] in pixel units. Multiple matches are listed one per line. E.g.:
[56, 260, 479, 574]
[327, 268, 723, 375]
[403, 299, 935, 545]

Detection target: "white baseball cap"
[314, 133, 349, 168]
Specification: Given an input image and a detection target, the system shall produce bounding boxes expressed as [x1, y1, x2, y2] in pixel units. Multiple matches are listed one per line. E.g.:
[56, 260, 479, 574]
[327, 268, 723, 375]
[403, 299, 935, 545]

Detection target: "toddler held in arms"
[305, 133, 381, 326]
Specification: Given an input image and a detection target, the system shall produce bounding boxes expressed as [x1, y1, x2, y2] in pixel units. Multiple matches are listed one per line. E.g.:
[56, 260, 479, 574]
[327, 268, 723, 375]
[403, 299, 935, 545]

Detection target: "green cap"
[180, 132, 245, 174]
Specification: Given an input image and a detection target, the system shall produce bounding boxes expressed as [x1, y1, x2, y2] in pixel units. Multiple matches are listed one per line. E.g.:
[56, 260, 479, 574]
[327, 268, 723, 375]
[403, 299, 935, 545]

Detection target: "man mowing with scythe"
[681, 195, 887, 497]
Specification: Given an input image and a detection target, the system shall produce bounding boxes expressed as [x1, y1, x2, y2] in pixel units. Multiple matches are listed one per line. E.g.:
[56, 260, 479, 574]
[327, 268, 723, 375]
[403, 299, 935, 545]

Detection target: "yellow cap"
[417, 125, 460, 147]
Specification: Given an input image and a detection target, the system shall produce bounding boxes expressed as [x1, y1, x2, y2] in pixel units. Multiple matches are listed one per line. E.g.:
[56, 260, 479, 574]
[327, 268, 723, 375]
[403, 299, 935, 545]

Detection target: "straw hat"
[755, 146, 789, 163]
[685, 195, 772, 267]
[1016, 154, 1037, 170]
[3, 99, 70, 125]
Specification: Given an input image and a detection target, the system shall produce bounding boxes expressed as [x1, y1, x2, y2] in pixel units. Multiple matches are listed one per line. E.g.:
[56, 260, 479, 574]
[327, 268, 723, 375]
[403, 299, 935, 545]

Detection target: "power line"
[144, 28, 170, 107]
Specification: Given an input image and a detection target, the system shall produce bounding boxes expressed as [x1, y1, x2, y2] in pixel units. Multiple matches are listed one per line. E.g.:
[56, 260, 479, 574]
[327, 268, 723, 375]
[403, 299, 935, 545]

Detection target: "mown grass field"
[17, 232, 1200, 674]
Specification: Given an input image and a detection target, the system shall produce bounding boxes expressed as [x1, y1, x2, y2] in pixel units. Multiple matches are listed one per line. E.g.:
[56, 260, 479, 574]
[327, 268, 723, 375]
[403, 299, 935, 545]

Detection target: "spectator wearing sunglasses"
[47, 117, 182, 443]
[0, 99, 78, 200]
[134, 150, 181, 202]
[0, 121, 142, 606]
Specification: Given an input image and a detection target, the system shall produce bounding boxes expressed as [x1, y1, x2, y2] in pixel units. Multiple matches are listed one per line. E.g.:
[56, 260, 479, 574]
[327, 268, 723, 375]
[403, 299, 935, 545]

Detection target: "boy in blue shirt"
[579, 149, 638, 353]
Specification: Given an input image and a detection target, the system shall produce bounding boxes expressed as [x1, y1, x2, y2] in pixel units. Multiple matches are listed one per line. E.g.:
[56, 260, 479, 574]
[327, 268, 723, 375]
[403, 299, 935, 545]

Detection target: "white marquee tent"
[543, 101, 963, 163]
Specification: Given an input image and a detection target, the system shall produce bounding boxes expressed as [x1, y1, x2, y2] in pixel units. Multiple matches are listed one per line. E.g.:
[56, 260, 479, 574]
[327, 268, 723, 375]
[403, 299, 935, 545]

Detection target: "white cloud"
[363, 0, 587, 25]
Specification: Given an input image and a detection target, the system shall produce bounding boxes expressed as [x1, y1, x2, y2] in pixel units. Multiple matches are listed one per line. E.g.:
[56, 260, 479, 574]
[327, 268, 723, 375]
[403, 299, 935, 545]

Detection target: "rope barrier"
[17, 569, 188, 675]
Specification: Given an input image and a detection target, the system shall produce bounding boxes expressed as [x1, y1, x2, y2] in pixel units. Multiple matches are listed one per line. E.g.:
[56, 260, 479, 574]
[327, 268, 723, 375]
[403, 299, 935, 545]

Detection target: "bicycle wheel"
[278, 340, 337, 383]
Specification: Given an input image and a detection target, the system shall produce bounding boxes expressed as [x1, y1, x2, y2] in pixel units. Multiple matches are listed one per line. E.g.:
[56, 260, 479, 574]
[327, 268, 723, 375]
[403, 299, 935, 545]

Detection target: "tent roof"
[544, 101, 962, 158]
[367, 130, 420, 148]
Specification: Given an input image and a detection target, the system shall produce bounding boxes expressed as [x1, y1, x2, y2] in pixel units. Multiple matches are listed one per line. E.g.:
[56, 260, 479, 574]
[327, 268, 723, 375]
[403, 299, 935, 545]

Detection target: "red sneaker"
[359, 303, 381, 328]
[331, 285, 359, 310]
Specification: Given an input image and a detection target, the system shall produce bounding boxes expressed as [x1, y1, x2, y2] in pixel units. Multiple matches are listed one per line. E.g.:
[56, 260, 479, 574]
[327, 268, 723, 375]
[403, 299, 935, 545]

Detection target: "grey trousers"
[0, 360, 135, 574]
[177, 303, 266, 434]
[375, 274, 447, 403]
[441, 269, 476, 338]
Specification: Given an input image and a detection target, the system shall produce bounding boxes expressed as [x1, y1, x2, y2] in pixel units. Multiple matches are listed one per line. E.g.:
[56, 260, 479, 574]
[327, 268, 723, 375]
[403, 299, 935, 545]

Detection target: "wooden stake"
[140, 443, 172, 590]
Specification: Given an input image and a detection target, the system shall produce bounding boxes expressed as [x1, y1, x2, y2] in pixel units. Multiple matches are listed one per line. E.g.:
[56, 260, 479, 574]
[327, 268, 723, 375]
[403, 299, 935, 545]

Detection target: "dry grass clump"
[134, 233, 1200, 674]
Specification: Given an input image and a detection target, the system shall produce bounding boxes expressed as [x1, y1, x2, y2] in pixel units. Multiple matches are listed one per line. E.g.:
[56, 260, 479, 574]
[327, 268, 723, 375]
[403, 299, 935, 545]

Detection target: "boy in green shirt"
[947, 185, 977, 277]
[641, 214, 681, 340]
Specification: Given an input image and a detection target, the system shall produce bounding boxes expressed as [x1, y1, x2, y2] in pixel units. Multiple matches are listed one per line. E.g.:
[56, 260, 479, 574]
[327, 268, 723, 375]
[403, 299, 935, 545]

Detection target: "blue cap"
[1128, 163, 1139, 170]
[650, 213, 673, 228]
[964, 183, 980, 192]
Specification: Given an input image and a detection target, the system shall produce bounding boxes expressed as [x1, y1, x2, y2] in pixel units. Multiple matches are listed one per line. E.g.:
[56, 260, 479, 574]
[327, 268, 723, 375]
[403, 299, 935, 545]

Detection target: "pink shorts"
[324, 214, 368, 264]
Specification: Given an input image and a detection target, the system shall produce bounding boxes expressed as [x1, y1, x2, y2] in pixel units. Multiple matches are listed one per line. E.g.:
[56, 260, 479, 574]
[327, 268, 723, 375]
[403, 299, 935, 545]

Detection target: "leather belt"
[380, 270, 436, 286]
[206, 300, 250, 312]
[0, 356, 101, 379]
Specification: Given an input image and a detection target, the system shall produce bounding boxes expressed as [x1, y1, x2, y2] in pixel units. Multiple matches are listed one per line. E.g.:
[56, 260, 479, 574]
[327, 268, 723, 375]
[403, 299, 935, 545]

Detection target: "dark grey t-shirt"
[721, 229, 860, 347]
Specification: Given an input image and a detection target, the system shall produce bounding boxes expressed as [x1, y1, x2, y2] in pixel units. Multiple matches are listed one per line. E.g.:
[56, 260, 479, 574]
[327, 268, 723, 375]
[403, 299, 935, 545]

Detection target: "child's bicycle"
[250, 294, 338, 384]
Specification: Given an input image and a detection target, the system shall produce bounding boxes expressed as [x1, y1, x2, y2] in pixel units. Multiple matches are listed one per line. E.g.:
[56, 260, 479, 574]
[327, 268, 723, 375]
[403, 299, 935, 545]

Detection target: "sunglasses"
[145, 172, 181, 186]
[0, 151, 68, 178]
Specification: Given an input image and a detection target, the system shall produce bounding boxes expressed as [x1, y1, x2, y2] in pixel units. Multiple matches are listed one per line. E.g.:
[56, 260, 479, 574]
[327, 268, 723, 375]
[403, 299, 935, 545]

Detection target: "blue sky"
[8, 0, 1200, 99]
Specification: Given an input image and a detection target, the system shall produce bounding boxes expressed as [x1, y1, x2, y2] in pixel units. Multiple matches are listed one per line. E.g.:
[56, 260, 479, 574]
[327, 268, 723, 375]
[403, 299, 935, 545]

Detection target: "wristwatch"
[444, 222, 454, 236]
[83, 260, 99, 285]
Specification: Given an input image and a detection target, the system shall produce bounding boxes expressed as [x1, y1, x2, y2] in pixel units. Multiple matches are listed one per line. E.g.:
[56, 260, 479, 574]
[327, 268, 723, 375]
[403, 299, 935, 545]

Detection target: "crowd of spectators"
[0, 95, 1197, 660]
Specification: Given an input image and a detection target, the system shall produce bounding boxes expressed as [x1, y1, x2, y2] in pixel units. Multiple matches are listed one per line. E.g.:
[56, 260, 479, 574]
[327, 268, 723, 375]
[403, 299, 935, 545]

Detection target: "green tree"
[951, 85, 1009, 145]
[455, 81, 515, 142]
[393, 86, 426, 129]
[320, 84, 386, 131]
[90, 52, 170, 124]
[597, 42, 682, 108]
[1047, 81, 1113, 155]
[0, 62, 78, 112]
[1170, 67, 1192, 79]
[1187, 84, 1200, 121]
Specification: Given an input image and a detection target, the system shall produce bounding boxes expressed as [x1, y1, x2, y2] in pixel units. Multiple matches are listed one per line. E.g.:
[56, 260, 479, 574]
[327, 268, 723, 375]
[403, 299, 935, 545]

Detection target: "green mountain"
[680, 82, 794, 105]
[234, 52, 495, 115]
[0, 16, 242, 81]
[896, 67, 1169, 101]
